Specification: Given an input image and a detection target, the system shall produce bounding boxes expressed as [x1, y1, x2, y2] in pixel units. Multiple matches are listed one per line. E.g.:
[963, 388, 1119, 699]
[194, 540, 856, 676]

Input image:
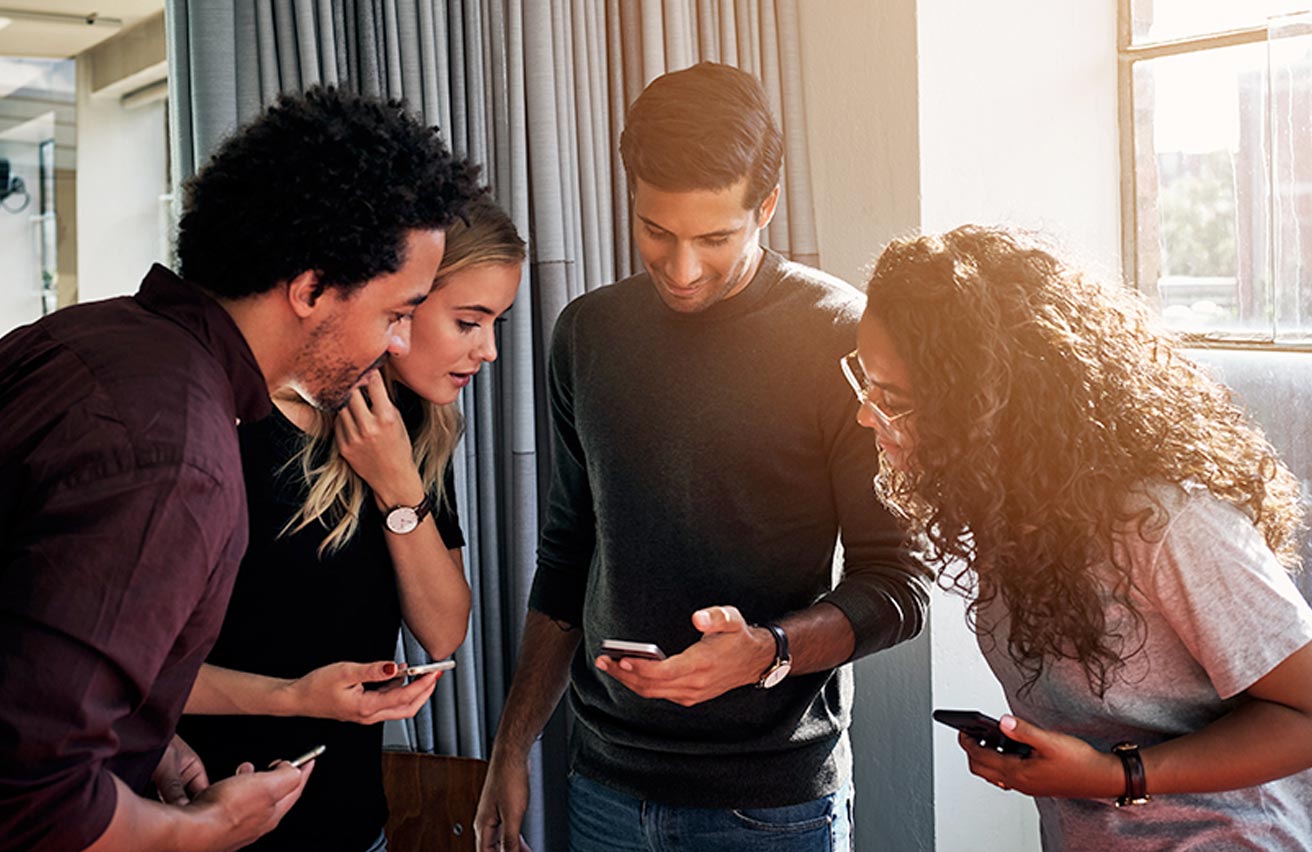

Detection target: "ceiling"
[0, 1, 163, 59]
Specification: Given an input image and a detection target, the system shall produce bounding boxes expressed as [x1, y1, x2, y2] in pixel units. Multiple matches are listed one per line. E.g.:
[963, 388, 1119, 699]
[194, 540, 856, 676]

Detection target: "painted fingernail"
[383, 662, 398, 677]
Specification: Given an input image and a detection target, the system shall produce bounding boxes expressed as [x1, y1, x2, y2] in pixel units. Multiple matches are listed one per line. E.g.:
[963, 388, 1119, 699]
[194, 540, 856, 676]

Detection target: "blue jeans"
[568, 772, 852, 852]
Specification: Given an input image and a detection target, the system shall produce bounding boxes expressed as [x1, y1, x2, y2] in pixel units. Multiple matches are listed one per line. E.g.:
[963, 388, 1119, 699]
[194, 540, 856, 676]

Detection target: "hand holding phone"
[933, 709, 1033, 758]
[600, 639, 667, 661]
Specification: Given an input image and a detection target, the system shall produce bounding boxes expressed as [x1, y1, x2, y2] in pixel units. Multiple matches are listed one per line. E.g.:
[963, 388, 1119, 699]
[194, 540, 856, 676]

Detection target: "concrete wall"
[799, 1, 1121, 849]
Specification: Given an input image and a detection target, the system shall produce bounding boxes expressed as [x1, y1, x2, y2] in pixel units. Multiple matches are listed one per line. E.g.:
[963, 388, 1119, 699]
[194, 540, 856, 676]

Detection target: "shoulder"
[770, 254, 865, 327]
[2, 298, 241, 488]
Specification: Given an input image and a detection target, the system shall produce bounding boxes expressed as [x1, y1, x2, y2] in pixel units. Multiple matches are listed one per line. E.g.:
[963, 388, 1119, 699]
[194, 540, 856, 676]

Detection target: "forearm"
[1143, 698, 1312, 795]
[489, 609, 580, 761]
[84, 775, 217, 852]
[388, 523, 472, 658]
[185, 664, 297, 716]
[775, 601, 856, 676]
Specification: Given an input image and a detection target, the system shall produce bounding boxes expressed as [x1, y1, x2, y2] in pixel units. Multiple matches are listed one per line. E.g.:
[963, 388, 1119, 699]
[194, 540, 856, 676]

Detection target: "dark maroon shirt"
[0, 265, 270, 852]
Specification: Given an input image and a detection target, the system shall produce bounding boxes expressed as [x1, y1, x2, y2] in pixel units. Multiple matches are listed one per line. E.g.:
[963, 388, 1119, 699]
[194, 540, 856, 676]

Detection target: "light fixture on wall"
[0, 157, 30, 213]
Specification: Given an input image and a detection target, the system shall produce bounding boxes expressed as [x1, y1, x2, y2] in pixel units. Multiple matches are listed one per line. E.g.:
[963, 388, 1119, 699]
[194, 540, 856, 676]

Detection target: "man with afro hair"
[0, 86, 479, 852]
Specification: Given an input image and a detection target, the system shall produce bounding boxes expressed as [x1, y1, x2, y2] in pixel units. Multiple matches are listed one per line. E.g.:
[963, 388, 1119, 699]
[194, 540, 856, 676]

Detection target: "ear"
[285, 270, 324, 319]
[755, 184, 781, 231]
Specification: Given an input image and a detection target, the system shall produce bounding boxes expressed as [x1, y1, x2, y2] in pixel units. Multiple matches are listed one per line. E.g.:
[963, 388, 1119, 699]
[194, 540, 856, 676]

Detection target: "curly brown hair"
[863, 225, 1305, 695]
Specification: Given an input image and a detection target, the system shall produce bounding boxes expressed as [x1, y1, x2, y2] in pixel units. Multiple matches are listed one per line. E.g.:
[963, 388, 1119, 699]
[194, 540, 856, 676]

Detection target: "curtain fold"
[167, 3, 815, 848]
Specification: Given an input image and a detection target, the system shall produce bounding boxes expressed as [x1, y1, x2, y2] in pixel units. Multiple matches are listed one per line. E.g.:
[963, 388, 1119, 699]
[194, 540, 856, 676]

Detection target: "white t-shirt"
[978, 482, 1312, 851]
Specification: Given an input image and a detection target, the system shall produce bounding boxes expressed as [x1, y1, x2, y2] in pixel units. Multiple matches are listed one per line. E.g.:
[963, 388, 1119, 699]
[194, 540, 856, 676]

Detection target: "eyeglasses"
[840, 350, 915, 435]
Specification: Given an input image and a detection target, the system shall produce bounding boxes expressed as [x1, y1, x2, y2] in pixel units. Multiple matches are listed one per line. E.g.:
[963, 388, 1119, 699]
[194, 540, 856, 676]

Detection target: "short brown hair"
[620, 62, 782, 210]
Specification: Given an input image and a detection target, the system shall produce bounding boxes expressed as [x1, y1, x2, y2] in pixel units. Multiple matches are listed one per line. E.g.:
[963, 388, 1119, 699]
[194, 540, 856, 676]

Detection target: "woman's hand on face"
[959, 714, 1124, 800]
[288, 660, 441, 724]
[335, 370, 423, 507]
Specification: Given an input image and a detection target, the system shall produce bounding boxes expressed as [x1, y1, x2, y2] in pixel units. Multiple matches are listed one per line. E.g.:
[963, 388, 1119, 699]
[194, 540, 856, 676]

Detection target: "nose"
[476, 327, 499, 363]
[387, 321, 412, 357]
[855, 401, 879, 430]
[668, 242, 702, 287]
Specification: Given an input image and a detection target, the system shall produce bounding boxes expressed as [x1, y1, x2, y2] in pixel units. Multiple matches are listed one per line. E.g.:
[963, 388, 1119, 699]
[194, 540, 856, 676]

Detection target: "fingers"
[156, 771, 188, 806]
[358, 673, 439, 723]
[691, 605, 746, 635]
[340, 660, 400, 685]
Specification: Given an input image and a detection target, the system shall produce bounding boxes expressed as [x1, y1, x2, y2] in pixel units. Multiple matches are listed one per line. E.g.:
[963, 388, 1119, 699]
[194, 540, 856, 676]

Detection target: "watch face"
[386, 506, 420, 534]
[762, 660, 791, 689]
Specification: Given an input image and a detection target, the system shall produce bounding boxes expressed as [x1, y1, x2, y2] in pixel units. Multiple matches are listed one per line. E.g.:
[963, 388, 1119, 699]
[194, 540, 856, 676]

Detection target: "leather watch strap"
[1111, 742, 1150, 807]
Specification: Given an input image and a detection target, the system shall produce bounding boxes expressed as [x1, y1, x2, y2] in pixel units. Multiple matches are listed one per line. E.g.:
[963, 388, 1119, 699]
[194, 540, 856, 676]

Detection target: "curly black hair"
[177, 86, 482, 299]
[865, 225, 1304, 696]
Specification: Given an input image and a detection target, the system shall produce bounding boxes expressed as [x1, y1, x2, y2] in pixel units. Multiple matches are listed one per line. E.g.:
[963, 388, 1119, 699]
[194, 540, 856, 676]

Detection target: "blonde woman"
[851, 225, 1312, 850]
[178, 197, 525, 852]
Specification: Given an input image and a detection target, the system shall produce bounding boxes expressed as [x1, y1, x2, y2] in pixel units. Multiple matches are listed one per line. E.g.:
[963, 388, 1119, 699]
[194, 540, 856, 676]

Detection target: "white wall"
[800, 0, 1121, 849]
[75, 58, 168, 303]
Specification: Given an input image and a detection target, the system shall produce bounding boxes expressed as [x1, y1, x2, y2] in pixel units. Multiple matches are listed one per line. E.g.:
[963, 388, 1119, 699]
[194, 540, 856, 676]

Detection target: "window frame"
[1116, 0, 1311, 352]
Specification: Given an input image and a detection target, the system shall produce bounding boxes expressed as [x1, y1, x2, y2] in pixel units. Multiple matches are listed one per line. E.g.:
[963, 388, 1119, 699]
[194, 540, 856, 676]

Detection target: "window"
[1119, 0, 1312, 343]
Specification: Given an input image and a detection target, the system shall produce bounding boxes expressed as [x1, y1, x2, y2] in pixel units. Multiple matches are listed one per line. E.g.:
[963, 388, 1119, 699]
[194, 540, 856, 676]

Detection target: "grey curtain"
[167, 2, 815, 848]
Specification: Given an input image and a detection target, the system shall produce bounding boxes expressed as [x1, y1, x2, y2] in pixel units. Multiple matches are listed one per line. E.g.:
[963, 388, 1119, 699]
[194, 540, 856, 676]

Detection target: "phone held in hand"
[600, 639, 667, 661]
[403, 659, 456, 677]
[289, 744, 326, 768]
[932, 709, 1033, 758]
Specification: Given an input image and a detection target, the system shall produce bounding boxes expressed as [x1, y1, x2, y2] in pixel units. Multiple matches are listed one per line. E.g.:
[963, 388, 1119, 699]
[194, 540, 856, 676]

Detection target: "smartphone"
[932, 709, 1033, 758]
[600, 639, 667, 661]
[403, 659, 456, 677]
[600, 635, 671, 661]
[289, 744, 326, 768]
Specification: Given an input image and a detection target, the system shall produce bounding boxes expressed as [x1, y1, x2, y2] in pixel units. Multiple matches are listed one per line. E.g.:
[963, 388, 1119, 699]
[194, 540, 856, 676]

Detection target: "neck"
[218, 290, 297, 393]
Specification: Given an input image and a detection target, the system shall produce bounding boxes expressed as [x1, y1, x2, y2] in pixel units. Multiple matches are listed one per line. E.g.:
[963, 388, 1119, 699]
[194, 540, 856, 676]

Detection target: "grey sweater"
[529, 249, 930, 808]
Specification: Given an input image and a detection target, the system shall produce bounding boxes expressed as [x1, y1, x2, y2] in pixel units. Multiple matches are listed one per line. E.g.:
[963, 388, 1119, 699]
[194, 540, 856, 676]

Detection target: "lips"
[449, 371, 475, 388]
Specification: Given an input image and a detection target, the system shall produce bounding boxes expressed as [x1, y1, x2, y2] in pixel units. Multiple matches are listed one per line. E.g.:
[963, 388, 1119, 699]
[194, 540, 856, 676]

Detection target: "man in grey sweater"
[474, 62, 929, 852]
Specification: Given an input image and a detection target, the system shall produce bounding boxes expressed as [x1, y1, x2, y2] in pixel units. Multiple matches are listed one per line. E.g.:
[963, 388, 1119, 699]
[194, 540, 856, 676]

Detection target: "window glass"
[1131, 0, 1307, 45]
[1132, 42, 1270, 336]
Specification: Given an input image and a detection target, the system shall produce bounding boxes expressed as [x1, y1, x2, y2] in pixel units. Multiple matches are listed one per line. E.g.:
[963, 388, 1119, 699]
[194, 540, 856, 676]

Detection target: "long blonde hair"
[285, 195, 526, 555]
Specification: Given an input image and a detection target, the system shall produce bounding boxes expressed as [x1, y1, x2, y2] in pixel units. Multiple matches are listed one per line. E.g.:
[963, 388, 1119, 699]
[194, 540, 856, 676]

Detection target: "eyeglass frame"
[840, 349, 915, 433]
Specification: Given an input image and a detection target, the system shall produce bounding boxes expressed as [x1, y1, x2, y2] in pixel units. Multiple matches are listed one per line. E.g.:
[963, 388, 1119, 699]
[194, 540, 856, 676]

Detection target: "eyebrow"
[636, 214, 740, 241]
[868, 378, 912, 398]
[456, 303, 514, 316]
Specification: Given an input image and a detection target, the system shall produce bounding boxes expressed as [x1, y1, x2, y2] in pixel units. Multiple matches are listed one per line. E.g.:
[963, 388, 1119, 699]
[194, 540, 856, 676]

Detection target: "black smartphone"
[932, 709, 1033, 758]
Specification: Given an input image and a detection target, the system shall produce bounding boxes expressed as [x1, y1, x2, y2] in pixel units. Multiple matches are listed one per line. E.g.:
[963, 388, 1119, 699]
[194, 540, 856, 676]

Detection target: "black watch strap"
[1112, 742, 1150, 807]
[754, 622, 792, 689]
[763, 622, 789, 663]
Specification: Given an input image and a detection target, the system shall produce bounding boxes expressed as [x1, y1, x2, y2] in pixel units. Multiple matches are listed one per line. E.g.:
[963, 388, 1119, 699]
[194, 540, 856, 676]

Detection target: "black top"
[178, 395, 463, 852]
[0, 265, 269, 852]
[531, 249, 930, 808]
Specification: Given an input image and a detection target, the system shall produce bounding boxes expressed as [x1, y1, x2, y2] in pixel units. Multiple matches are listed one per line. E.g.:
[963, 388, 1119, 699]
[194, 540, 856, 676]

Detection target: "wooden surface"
[381, 750, 489, 852]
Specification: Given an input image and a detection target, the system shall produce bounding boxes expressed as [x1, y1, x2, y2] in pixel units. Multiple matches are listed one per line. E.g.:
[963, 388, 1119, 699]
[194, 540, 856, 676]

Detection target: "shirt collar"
[134, 264, 272, 423]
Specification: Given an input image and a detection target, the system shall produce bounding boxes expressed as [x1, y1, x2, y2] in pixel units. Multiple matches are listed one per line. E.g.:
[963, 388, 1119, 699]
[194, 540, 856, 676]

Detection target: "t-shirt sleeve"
[0, 462, 229, 852]
[1145, 491, 1312, 700]
[432, 463, 465, 550]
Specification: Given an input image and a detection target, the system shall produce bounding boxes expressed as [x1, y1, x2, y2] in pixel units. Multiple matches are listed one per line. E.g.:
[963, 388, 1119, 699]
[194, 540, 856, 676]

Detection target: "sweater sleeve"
[528, 300, 595, 626]
[816, 327, 931, 660]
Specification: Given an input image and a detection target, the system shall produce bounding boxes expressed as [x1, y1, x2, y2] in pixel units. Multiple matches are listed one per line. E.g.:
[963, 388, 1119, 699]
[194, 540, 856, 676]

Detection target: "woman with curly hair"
[177, 196, 525, 852]
[848, 225, 1312, 849]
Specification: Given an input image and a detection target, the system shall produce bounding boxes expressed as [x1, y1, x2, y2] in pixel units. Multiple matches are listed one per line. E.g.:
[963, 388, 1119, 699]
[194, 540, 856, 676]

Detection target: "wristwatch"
[755, 623, 792, 689]
[1111, 741, 1151, 807]
[384, 496, 432, 534]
